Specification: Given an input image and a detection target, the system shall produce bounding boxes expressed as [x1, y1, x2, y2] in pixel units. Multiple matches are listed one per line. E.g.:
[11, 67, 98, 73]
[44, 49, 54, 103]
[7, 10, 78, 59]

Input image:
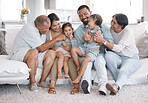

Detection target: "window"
[1, 0, 22, 21]
[92, 0, 143, 23]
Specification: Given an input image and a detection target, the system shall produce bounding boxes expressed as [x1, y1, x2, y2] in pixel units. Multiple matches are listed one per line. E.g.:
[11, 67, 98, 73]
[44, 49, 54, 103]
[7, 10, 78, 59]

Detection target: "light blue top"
[74, 23, 114, 54]
[53, 38, 71, 48]
[8, 22, 46, 59]
[83, 25, 103, 49]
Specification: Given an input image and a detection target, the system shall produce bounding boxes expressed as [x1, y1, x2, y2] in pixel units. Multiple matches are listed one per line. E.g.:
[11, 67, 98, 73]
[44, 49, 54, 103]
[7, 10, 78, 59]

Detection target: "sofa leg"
[16, 84, 22, 94]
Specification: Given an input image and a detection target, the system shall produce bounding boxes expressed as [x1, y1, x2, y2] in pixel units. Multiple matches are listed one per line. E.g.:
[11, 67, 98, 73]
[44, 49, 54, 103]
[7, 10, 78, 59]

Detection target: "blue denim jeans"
[105, 51, 140, 89]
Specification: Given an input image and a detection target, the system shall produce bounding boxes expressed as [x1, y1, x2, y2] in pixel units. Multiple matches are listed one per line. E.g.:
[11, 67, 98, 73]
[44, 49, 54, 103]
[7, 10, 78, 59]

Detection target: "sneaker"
[29, 83, 38, 92]
[99, 84, 107, 95]
[81, 80, 90, 94]
[37, 82, 49, 88]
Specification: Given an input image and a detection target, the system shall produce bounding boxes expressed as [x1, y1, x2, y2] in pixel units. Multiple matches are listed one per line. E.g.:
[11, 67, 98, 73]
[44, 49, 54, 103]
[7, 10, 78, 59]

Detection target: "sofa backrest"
[129, 22, 148, 59]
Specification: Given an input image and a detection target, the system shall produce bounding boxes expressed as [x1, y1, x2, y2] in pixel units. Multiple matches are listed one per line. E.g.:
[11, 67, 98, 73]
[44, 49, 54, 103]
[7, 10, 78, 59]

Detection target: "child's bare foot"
[76, 67, 80, 71]
[58, 73, 63, 78]
[71, 78, 81, 84]
[65, 74, 69, 79]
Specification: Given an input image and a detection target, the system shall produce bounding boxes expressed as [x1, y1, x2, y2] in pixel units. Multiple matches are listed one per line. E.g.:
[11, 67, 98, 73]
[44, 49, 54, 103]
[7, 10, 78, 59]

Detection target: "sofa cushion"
[0, 55, 30, 78]
[129, 22, 148, 59]
[0, 31, 7, 55]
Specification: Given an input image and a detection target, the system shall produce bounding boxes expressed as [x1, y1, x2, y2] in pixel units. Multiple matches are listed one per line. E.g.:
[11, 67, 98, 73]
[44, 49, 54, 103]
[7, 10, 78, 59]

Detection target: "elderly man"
[8, 15, 65, 92]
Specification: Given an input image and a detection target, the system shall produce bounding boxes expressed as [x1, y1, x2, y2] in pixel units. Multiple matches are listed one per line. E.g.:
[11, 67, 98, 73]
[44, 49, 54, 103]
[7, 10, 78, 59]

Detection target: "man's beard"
[82, 17, 89, 25]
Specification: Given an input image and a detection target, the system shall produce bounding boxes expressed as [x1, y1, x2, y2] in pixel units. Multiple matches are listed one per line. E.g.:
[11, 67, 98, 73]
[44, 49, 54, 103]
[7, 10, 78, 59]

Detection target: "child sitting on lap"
[71, 14, 103, 83]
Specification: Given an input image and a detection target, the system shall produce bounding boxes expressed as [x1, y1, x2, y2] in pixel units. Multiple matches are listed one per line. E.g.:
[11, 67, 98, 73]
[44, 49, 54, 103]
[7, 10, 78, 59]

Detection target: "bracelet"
[104, 40, 107, 45]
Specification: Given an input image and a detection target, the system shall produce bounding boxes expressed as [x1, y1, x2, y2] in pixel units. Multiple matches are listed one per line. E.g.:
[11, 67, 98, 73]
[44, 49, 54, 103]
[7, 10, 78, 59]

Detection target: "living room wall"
[143, 0, 148, 21]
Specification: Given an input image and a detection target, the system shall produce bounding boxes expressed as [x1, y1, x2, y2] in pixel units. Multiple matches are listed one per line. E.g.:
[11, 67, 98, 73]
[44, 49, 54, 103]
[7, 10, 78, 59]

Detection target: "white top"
[111, 26, 139, 57]
[8, 22, 46, 59]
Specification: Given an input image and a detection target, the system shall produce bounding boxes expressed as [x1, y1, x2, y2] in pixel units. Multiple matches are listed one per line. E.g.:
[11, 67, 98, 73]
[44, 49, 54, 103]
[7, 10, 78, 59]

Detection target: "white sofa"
[0, 22, 148, 93]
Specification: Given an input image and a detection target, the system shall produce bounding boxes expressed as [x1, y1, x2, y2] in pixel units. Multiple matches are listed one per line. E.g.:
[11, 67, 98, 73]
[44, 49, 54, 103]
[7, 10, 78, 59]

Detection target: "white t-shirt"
[111, 26, 139, 57]
[8, 22, 46, 59]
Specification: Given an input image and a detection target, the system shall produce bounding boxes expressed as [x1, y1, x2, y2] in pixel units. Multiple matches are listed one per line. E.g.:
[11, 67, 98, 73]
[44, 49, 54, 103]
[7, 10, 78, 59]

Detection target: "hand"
[93, 33, 104, 44]
[56, 35, 66, 41]
[63, 45, 71, 51]
[69, 34, 73, 40]
[62, 41, 67, 47]
[52, 46, 58, 51]
[82, 34, 91, 41]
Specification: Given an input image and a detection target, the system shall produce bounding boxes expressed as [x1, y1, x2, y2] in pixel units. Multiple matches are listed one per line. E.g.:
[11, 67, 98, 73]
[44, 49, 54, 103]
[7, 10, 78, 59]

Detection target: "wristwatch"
[104, 40, 107, 45]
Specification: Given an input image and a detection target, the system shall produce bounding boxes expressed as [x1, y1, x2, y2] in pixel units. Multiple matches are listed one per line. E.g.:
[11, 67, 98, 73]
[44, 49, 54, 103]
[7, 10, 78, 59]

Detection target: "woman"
[47, 13, 79, 94]
[93, 13, 140, 95]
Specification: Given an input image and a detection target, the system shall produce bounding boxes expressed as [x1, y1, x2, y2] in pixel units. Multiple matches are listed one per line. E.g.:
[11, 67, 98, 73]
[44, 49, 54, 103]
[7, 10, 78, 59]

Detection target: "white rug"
[0, 84, 148, 103]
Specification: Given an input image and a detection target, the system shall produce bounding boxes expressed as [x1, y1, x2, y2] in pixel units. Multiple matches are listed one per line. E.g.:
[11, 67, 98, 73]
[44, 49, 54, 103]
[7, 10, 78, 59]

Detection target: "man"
[8, 15, 65, 92]
[74, 5, 114, 95]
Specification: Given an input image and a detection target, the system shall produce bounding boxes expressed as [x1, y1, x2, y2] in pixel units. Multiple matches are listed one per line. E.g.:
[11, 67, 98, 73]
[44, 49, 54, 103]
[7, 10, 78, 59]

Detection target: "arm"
[63, 40, 72, 52]
[63, 45, 72, 52]
[93, 33, 114, 49]
[82, 28, 92, 43]
[37, 35, 66, 52]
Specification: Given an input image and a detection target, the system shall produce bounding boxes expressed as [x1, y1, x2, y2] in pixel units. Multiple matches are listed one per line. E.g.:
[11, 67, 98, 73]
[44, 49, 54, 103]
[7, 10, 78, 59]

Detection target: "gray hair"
[34, 15, 50, 26]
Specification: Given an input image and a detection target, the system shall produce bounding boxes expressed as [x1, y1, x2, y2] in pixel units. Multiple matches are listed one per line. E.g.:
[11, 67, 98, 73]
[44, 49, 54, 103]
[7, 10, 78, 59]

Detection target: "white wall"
[143, 0, 148, 21]
[26, 0, 46, 22]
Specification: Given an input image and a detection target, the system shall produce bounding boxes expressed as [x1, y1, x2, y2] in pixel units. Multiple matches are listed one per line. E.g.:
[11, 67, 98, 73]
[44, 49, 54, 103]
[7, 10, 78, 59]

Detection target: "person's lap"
[10, 49, 48, 69]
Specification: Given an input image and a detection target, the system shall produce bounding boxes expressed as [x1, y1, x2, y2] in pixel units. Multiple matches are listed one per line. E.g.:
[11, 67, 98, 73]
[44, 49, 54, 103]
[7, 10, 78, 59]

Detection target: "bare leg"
[39, 50, 56, 83]
[71, 56, 91, 84]
[56, 51, 64, 78]
[63, 56, 69, 79]
[23, 49, 38, 85]
[71, 47, 83, 70]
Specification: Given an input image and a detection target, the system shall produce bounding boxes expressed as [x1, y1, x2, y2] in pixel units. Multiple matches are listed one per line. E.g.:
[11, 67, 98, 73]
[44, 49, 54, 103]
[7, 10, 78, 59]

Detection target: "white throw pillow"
[0, 55, 31, 77]
[129, 22, 148, 59]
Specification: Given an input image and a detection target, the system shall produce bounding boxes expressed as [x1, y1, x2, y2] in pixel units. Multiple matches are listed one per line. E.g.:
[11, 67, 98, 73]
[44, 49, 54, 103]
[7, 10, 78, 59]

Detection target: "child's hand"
[52, 46, 58, 51]
[69, 34, 73, 40]
[62, 41, 67, 47]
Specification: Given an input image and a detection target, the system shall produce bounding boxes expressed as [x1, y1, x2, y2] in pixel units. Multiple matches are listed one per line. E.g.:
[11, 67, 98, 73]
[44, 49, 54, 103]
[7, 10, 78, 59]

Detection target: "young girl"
[71, 14, 103, 84]
[53, 22, 74, 79]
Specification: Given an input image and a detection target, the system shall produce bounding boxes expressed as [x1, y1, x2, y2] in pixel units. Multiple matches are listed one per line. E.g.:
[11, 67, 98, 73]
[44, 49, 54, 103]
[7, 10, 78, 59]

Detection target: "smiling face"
[110, 17, 123, 33]
[63, 26, 73, 38]
[50, 20, 61, 32]
[78, 7, 92, 25]
[37, 22, 50, 34]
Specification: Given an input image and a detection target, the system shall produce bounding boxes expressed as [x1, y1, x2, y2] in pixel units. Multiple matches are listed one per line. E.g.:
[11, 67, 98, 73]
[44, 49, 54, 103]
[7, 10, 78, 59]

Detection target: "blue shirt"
[83, 25, 103, 49]
[74, 23, 114, 54]
[53, 38, 71, 48]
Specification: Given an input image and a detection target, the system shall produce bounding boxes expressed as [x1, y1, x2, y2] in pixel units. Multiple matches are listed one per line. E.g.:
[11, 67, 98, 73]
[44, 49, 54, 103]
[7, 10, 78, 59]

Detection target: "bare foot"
[71, 78, 81, 84]
[64, 74, 69, 79]
[76, 67, 80, 71]
[58, 73, 63, 78]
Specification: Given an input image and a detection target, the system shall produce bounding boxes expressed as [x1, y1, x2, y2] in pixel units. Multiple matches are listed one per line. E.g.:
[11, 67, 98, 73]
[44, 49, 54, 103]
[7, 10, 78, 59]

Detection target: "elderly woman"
[93, 13, 140, 95]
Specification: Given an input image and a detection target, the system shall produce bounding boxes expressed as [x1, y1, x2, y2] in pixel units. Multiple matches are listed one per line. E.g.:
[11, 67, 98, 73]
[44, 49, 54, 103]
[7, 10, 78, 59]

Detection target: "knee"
[28, 49, 38, 58]
[46, 50, 56, 60]
[83, 56, 91, 63]
[71, 47, 78, 54]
